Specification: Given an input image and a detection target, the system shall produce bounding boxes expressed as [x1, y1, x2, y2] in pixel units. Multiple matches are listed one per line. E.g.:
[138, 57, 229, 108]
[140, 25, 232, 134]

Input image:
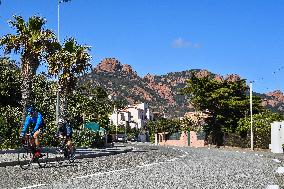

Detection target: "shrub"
[236, 111, 283, 149]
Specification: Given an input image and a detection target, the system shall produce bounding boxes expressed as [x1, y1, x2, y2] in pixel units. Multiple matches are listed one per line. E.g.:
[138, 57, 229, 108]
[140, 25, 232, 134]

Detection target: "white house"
[109, 102, 153, 129]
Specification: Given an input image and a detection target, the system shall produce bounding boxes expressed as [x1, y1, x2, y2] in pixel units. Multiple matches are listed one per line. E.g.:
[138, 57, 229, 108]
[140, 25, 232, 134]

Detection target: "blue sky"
[0, 0, 284, 94]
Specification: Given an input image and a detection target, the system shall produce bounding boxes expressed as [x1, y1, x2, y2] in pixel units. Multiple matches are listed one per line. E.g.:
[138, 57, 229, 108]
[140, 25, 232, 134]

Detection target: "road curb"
[0, 147, 133, 168]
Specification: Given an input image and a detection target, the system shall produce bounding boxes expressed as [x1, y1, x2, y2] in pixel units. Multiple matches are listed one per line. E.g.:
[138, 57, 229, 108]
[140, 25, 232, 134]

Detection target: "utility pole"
[56, 0, 61, 125]
[124, 121, 127, 142]
[116, 107, 118, 141]
[250, 81, 254, 151]
[57, 0, 60, 42]
[56, 0, 70, 124]
[155, 123, 158, 145]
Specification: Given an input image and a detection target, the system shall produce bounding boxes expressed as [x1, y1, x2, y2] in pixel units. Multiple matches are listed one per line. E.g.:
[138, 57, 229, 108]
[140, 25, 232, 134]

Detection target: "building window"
[121, 113, 125, 121]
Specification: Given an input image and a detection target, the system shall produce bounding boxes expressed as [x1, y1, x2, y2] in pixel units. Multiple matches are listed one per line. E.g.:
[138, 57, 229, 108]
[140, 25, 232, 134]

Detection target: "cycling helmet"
[27, 106, 34, 114]
[58, 118, 64, 124]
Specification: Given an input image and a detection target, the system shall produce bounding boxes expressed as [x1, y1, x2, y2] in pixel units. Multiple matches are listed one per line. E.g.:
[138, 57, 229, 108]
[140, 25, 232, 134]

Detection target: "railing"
[166, 132, 181, 140]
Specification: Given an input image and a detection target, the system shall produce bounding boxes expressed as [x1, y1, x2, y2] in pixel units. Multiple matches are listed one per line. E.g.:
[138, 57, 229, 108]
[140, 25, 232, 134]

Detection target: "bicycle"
[17, 134, 49, 169]
[55, 136, 76, 165]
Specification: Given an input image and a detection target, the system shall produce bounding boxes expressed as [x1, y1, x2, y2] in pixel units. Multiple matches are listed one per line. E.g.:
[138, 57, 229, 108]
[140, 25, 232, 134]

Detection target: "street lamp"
[56, 0, 70, 126]
[116, 106, 119, 141]
[250, 81, 254, 151]
[108, 95, 118, 141]
[124, 121, 127, 142]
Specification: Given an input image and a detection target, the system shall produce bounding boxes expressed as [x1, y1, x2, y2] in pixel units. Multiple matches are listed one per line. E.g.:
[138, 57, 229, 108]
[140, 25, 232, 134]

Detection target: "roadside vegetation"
[146, 73, 283, 149]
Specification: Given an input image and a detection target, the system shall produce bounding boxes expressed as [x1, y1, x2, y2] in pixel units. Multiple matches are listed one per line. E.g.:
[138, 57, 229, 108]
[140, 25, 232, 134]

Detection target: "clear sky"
[0, 0, 284, 94]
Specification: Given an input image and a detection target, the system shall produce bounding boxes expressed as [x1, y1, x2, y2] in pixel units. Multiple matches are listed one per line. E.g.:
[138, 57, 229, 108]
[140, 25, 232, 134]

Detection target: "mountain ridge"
[80, 58, 284, 117]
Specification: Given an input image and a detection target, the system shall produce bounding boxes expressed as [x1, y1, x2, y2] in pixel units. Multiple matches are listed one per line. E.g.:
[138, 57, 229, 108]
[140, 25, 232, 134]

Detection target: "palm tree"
[47, 37, 92, 121]
[0, 15, 57, 123]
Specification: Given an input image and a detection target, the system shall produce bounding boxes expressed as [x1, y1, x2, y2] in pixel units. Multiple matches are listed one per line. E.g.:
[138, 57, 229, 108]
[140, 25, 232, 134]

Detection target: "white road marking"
[73, 144, 188, 180]
[137, 162, 160, 168]
[276, 167, 284, 174]
[266, 185, 279, 189]
[75, 168, 129, 179]
[167, 158, 179, 162]
[273, 159, 281, 163]
[75, 157, 180, 180]
[18, 184, 46, 189]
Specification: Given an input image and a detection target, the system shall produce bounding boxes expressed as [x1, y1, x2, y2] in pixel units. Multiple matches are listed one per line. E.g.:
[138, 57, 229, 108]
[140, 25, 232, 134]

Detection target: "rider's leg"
[66, 137, 73, 150]
[33, 130, 41, 148]
[66, 137, 75, 158]
[32, 130, 44, 158]
[30, 136, 36, 150]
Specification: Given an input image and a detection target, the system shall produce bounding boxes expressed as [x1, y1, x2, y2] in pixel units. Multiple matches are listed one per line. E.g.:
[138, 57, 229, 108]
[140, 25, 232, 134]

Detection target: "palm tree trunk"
[20, 58, 38, 126]
[21, 63, 32, 125]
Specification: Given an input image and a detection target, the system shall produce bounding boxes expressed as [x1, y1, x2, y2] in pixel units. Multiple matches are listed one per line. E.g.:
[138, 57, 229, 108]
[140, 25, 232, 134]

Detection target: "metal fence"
[166, 132, 181, 140]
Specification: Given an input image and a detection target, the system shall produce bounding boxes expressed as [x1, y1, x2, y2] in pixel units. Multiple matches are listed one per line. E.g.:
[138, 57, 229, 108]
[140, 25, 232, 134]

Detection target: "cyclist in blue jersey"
[20, 106, 45, 158]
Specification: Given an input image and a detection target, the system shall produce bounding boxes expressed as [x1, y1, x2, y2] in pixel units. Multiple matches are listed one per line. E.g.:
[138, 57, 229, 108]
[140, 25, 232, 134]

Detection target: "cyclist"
[20, 106, 45, 158]
[56, 118, 75, 159]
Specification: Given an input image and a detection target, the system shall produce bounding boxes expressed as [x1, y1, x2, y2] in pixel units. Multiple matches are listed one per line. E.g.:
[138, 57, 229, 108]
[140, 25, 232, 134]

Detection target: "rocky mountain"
[80, 58, 284, 117]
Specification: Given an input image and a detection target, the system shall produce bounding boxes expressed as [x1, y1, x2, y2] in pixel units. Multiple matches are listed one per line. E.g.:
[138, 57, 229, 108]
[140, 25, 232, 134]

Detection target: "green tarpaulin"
[84, 122, 106, 133]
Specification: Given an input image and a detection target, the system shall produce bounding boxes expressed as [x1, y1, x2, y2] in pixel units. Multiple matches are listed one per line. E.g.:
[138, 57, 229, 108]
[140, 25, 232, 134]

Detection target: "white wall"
[271, 121, 284, 153]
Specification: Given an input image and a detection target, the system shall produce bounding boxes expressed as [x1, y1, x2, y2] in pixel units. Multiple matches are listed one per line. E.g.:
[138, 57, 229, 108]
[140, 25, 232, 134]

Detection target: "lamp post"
[155, 123, 158, 145]
[124, 122, 127, 142]
[108, 95, 118, 141]
[56, 0, 70, 126]
[116, 107, 118, 141]
[56, 0, 60, 126]
[250, 81, 254, 151]
[56, 0, 63, 126]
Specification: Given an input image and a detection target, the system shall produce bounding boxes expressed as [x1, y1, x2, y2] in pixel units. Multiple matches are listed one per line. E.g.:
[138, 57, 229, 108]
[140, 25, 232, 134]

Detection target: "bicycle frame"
[55, 136, 75, 164]
[18, 134, 48, 169]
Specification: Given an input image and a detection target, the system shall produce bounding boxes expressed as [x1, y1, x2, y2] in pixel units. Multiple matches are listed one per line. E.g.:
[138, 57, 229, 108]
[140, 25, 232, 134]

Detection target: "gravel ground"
[0, 143, 283, 189]
[0, 143, 183, 189]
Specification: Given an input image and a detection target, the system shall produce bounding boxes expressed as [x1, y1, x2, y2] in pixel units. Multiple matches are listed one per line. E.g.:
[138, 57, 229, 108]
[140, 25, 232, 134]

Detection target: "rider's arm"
[66, 123, 72, 137]
[21, 115, 31, 136]
[32, 112, 43, 134]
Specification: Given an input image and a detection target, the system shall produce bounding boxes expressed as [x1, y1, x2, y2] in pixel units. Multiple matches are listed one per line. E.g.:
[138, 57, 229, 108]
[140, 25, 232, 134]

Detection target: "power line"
[251, 65, 284, 92]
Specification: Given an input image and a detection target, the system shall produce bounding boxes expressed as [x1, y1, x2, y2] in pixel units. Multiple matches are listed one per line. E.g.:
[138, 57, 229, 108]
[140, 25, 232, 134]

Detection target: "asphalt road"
[1, 143, 283, 189]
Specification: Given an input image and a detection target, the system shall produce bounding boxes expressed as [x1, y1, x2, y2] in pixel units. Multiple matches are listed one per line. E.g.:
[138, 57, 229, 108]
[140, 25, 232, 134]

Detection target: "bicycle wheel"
[18, 147, 32, 170]
[37, 147, 49, 168]
[55, 147, 64, 165]
[67, 147, 76, 164]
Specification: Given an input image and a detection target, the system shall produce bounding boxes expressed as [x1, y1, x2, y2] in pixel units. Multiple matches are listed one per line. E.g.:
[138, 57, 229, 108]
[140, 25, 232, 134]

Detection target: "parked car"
[130, 136, 138, 142]
[117, 135, 127, 142]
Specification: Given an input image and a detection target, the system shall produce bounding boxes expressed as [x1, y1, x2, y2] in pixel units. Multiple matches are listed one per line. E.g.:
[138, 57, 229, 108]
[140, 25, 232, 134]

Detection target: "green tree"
[180, 116, 194, 131]
[67, 83, 112, 127]
[0, 57, 21, 107]
[180, 74, 263, 146]
[47, 38, 92, 122]
[31, 74, 58, 145]
[0, 15, 57, 123]
[237, 110, 283, 148]
[0, 57, 22, 149]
